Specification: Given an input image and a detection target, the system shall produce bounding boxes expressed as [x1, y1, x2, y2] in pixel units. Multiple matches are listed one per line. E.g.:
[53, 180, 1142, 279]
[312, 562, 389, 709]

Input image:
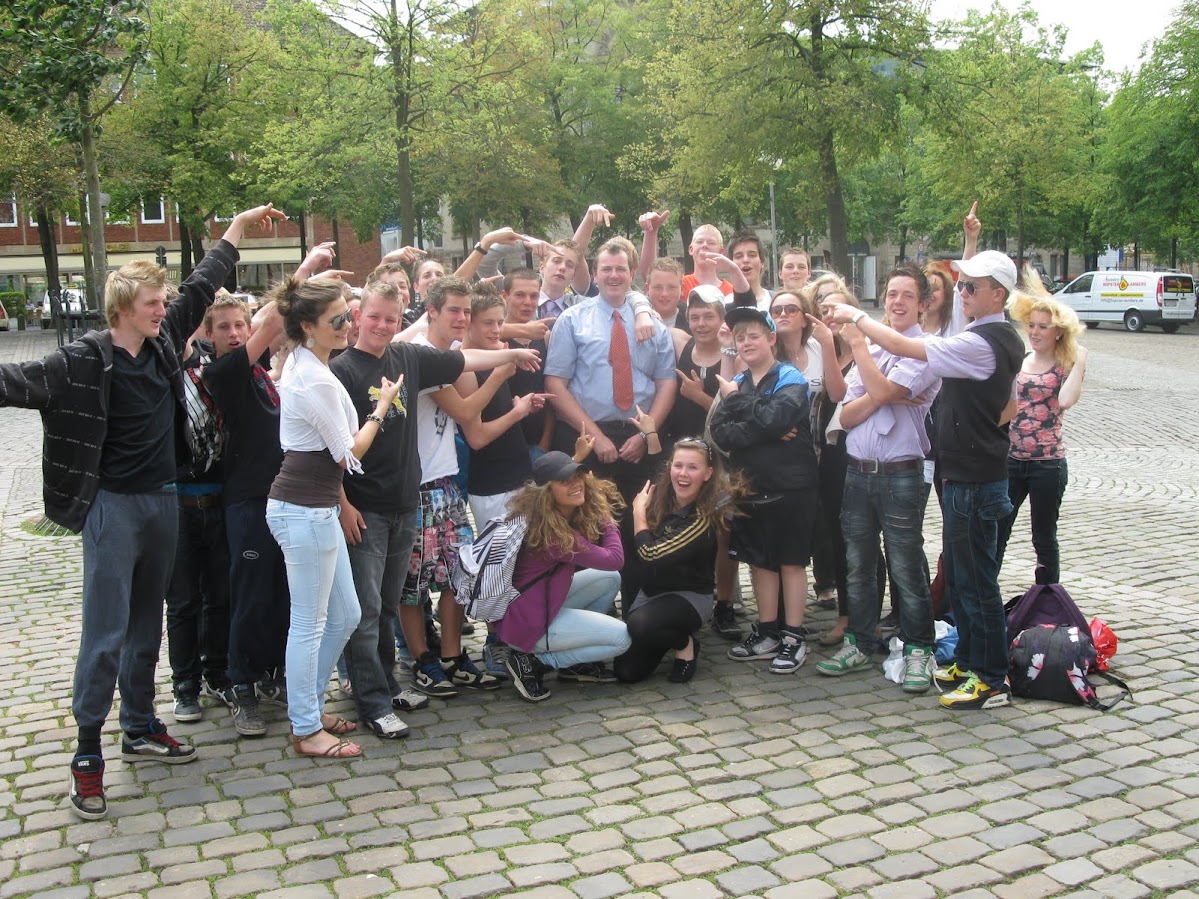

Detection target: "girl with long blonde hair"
[995, 267, 1088, 584]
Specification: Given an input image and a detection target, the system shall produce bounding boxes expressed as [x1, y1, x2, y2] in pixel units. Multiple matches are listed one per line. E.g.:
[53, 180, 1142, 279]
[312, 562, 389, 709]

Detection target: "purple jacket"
[495, 519, 624, 652]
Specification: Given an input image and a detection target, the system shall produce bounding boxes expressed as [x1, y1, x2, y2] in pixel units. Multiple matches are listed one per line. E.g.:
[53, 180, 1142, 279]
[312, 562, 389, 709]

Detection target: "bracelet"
[472, 243, 485, 256]
[639, 430, 656, 442]
[366, 413, 386, 430]
[853, 309, 867, 325]
[720, 346, 738, 357]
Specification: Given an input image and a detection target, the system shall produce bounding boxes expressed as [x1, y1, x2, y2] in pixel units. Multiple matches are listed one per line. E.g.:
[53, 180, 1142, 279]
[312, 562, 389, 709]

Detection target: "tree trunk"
[331, 216, 341, 269]
[36, 206, 63, 342]
[816, 127, 849, 277]
[78, 107, 107, 311]
[1015, 199, 1026, 269]
[180, 220, 194, 278]
[190, 231, 205, 267]
[298, 210, 309, 260]
[1062, 247, 1069, 281]
[679, 212, 694, 274]
[898, 224, 908, 263]
[388, 0, 415, 246]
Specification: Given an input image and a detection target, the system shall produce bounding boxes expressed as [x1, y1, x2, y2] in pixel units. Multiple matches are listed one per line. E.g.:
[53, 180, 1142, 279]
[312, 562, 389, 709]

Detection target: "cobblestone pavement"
[1, 323, 1198, 899]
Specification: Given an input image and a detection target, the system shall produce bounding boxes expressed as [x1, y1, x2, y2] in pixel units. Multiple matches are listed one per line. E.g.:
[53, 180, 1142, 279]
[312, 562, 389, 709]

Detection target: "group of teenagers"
[0, 199, 1087, 822]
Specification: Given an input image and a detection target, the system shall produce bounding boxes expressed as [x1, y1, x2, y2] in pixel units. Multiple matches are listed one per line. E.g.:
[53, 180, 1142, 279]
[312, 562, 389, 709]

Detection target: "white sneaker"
[368, 713, 409, 740]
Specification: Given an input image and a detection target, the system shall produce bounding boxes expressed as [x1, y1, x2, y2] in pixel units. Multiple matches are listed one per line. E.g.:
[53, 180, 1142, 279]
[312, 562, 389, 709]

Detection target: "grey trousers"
[74, 487, 178, 733]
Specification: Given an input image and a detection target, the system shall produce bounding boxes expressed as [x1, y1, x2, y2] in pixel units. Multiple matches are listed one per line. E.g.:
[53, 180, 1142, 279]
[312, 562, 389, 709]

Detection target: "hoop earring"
[306, 337, 316, 349]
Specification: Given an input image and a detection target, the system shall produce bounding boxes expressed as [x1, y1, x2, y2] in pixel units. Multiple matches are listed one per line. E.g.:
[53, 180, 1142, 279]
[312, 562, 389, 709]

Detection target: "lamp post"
[768, 158, 782, 289]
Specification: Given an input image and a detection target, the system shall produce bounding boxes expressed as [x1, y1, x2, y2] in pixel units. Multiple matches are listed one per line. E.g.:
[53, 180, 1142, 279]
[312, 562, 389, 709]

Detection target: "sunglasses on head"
[329, 309, 353, 330]
[675, 436, 713, 462]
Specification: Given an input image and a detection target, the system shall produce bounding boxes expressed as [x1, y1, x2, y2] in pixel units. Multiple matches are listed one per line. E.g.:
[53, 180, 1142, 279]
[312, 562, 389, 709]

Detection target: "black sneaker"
[505, 649, 551, 703]
[442, 654, 502, 690]
[69, 755, 106, 820]
[413, 652, 459, 698]
[712, 602, 742, 641]
[121, 720, 197, 765]
[557, 662, 617, 684]
[201, 680, 237, 710]
[173, 693, 202, 723]
[255, 669, 287, 707]
[728, 623, 782, 661]
[231, 684, 267, 737]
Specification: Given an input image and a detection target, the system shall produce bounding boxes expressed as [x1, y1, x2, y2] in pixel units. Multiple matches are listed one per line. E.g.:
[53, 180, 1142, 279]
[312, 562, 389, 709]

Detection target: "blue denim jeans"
[531, 569, 631, 669]
[267, 499, 362, 736]
[996, 458, 1068, 585]
[345, 508, 418, 721]
[842, 467, 936, 650]
[942, 479, 1013, 686]
[75, 488, 178, 733]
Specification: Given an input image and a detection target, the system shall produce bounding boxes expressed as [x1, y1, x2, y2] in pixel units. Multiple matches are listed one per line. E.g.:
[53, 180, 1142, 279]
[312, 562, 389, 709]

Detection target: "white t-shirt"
[411, 334, 460, 484]
[276, 345, 362, 473]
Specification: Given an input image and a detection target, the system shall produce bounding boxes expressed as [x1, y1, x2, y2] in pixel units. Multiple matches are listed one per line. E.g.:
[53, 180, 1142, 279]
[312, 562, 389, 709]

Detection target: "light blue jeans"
[266, 499, 362, 736]
[531, 569, 631, 669]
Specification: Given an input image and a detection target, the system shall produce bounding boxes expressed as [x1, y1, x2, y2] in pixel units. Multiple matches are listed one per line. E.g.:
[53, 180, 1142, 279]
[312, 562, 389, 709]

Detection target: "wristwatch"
[472, 242, 485, 256]
[720, 346, 738, 357]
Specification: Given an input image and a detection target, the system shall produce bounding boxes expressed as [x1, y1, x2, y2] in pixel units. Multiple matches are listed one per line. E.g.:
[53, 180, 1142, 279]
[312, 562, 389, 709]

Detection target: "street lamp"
[768, 158, 782, 289]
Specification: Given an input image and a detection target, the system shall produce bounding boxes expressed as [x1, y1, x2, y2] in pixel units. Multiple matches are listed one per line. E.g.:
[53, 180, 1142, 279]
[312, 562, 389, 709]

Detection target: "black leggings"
[613, 594, 704, 683]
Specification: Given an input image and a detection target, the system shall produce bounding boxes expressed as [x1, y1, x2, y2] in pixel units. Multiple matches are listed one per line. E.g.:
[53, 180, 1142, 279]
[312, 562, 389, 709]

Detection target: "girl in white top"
[266, 277, 400, 759]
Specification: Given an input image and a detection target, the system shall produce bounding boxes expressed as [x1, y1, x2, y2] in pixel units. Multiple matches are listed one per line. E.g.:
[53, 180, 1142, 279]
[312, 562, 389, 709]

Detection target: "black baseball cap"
[533, 451, 583, 485]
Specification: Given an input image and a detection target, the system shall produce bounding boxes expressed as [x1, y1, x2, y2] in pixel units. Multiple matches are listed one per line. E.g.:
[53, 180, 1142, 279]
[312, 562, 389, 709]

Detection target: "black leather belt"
[177, 493, 222, 509]
[846, 457, 922, 475]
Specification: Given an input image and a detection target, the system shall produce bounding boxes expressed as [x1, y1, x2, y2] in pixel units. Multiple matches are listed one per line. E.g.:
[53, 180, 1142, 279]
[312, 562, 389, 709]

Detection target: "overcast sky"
[930, 0, 1181, 74]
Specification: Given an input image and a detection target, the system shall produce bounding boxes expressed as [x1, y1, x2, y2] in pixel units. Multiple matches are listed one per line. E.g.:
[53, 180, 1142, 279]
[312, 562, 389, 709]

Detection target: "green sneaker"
[816, 634, 872, 677]
[902, 645, 934, 693]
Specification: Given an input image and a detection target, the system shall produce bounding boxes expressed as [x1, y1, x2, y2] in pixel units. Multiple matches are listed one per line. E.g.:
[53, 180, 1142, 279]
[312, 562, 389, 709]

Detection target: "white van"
[1054, 270, 1196, 333]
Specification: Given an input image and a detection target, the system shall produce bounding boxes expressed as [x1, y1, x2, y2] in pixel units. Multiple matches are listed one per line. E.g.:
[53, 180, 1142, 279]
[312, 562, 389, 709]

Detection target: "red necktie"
[609, 310, 634, 410]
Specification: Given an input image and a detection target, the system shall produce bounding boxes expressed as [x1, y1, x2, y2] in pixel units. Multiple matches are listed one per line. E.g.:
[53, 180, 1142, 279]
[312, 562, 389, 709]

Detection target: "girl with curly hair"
[496, 452, 631, 702]
[995, 268, 1088, 585]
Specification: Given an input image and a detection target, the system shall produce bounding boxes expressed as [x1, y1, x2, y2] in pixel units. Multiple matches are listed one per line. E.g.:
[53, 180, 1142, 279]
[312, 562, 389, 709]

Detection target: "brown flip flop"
[292, 732, 362, 758]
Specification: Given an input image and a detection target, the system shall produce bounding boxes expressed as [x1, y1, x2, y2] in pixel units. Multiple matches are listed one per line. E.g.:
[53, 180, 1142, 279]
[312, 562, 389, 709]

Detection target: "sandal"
[818, 628, 846, 647]
[320, 715, 357, 735]
[291, 731, 362, 758]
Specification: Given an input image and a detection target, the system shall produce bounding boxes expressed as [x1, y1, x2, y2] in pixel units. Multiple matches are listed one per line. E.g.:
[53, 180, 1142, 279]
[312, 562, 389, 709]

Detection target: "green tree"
[104, 0, 279, 274]
[911, 2, 1096, 264]
[1095, 0, 1199, 264]
[626, 0, 931, 275]
[0, 0, 149, 308]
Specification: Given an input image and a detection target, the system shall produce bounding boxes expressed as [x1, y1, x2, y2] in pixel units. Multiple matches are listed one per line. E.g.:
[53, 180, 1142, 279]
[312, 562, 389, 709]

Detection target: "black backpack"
[1009, 624, 1130, 711]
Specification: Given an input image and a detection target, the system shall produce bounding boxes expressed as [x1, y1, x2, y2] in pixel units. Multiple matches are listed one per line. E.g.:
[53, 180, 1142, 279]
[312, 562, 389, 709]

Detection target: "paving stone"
[713, 864, 781, 894]
[1132, 858, 1199, 890]
[569, 871, 633, 899]
[1043, 857, 1105, 886]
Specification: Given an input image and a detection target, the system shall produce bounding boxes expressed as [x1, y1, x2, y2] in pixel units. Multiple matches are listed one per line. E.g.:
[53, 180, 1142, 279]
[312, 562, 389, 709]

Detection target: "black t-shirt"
[331, 343, 465, 513]
[202, 345, 283, 505]
[100, 342, 176, 493]
[509, 336, 547, 446]
[467, 368, 532, 496]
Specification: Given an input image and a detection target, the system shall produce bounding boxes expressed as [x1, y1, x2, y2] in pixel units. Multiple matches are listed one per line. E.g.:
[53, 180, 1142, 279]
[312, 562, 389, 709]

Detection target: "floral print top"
[1009, 365, 1066, 460]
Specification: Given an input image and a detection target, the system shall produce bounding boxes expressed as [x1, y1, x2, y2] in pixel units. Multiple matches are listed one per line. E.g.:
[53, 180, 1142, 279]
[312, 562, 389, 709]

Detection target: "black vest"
[936, 321, 1024, 483]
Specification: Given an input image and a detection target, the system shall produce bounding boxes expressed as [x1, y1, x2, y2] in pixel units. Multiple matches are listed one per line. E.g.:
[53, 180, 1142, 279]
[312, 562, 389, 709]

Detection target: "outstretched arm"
[571, 204, 613, 293]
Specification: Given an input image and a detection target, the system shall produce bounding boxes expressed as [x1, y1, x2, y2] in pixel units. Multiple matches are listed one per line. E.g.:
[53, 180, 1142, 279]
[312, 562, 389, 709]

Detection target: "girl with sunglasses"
[266, 277, 401, 758]
[614, 438, 742, 684]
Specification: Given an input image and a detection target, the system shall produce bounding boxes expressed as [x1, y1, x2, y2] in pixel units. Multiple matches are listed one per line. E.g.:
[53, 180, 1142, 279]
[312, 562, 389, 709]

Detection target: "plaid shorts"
[401, 476, 474, 604]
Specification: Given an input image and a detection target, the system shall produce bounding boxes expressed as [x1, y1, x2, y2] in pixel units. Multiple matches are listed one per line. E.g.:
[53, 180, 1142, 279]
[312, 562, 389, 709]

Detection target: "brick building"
[0, 195, 382, 299]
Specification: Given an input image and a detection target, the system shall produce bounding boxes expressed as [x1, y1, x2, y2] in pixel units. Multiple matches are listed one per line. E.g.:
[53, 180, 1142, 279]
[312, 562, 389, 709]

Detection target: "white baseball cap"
[952, 250, 1017, 294]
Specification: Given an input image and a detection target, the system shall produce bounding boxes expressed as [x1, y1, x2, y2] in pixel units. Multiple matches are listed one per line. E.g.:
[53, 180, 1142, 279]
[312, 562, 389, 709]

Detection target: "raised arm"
[571, 204, 613, 293]
[828, 305, 928, 361]
[454, 227, 524, 281]
[1058, 345, 1088, 410]
[637, 209, 669, 285]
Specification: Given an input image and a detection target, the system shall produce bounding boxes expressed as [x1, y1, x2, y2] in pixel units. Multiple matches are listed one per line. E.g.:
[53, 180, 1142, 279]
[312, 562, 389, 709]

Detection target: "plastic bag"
[1089, 618, 1118, 672]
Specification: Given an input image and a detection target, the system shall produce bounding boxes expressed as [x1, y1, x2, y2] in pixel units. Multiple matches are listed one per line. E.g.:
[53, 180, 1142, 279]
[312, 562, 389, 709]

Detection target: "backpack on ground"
[450, 515, 559, 622]
[1009, 624, 1131, 711]
[1005, 583, 1090, 636]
